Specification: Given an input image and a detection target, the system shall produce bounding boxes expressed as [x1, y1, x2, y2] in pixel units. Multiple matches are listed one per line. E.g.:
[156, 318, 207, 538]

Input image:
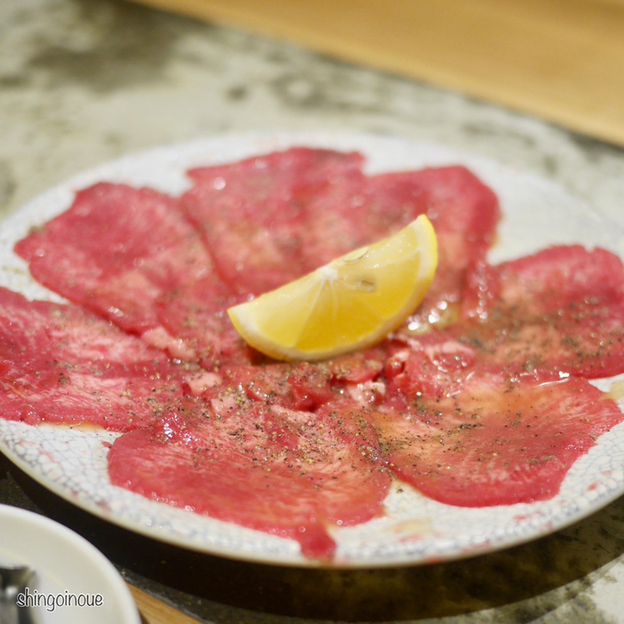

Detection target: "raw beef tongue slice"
[374, 363, 624, 507]
[181, 147, 367, 295]
[154, 274, 252, 369]
[363, 166, 500, 333]
[0, 287, 201, 432]
[375, 242, 624, 507]
[210, 361, 335, 410]
[107, 390, 392, 561]
[199, 345, 388, 407]
[455, 245, 624, 379]
[14, 182, 218, 362]
[301, 164, 501, 305]
[182, 152, 501, 323]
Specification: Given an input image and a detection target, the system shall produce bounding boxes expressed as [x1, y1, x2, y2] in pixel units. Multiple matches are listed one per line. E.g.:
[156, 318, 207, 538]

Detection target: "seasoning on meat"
[14, 183, 215, 361]
[0, 288, 197, 431]
[5, 147, 624, 561]
[378, 354, 624, 506]
[108, 382, 391, 560]
[455, 245, 624, 378]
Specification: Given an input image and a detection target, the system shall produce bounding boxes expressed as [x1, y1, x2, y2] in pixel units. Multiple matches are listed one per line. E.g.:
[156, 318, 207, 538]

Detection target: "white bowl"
[0, 504, 140, 624]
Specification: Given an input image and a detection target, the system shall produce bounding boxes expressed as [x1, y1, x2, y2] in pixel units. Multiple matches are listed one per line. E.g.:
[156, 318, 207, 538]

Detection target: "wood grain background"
[130, 0, 624, 146]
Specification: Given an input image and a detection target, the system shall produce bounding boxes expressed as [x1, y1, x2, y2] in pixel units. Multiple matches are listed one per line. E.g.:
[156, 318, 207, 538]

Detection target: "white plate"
[0, 504, 140, 624]
[1, 132, 624, 569]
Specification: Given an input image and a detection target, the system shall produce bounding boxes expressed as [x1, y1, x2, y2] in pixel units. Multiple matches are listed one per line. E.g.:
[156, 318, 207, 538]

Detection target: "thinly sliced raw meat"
[364, 167, 500, 332]
[0, 288, 199, 431]
[8, 148, 624, 561]
[182, 154, 500, 332]
[15, 154, 501, 369]
[374, 368, 624, 506]
[298, 166, 498, 279]
[14, 182, 214, 360]
[108, 394, 391, 560]
[383, 333, 478, 401]
[210, 361, 336, 410]
[154, 275, 253, 369]
[210, 350, 387, 410]
[181, 148, 366, 294]
[294, 164, 370, 270]
[274, 164, 501, 329]
[455, 246, 624, 379]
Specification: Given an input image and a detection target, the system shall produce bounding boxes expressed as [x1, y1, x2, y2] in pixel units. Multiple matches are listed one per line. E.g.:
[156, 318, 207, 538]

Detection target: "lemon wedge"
[228, 215, 438, 361]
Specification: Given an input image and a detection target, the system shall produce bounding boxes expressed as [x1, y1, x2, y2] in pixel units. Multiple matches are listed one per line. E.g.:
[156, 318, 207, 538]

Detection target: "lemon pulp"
[228, 214, 438, 361]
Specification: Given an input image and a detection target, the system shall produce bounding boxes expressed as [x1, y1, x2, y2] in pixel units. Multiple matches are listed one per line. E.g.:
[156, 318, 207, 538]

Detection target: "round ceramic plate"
[0, 504, 140, 624]
[0, 133, 623, 568]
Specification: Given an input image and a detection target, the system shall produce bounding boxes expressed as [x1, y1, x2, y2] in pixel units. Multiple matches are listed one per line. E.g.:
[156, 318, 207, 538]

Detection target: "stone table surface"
[1, 1, 624, 622]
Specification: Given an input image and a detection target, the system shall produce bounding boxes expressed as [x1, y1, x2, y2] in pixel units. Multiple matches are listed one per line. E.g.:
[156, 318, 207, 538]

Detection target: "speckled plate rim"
[1, 131, 624, 569]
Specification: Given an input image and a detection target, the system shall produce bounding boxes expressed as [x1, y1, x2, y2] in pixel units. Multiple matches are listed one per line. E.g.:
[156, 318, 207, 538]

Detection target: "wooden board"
[128, 584, 203, 624]
[129, 0, 624, 147]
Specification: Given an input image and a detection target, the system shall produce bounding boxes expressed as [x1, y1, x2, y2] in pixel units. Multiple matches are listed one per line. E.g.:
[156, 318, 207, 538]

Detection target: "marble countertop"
[1, 1, 624, 622]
